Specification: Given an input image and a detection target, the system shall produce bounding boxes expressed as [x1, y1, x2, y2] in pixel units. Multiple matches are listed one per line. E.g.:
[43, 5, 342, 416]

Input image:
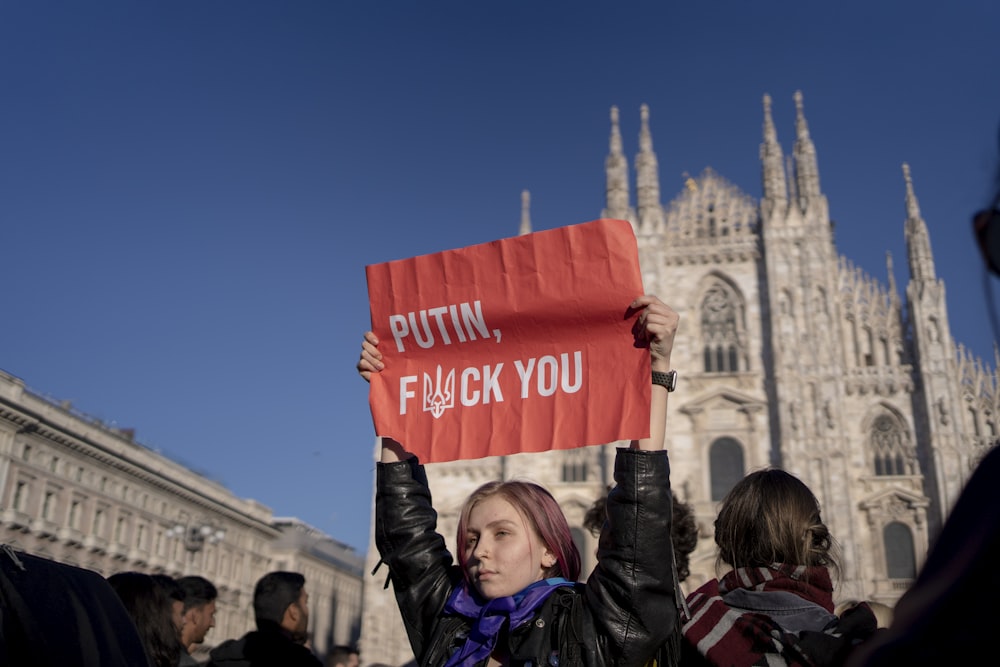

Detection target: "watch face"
[666, 370, 677, 391]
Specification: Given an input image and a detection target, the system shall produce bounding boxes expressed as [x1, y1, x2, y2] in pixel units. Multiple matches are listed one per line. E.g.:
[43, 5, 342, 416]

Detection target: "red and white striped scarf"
[682, 564, 836, 667]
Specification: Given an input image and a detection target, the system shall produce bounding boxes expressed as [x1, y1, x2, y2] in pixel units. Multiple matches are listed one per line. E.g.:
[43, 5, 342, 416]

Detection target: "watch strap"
[652, 370, 678, 392]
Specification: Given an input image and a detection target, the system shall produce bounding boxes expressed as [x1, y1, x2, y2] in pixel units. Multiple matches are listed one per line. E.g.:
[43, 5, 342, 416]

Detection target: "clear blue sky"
[3, 1, 998, 554]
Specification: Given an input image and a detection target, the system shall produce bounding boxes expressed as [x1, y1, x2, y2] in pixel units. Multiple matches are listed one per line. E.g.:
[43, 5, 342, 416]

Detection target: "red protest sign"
[364, 218, 650, 463]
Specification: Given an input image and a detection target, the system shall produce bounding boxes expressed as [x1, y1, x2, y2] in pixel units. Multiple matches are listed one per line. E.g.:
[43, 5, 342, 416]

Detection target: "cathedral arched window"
[883, 521, 916, 579]
[709, 437, 745, 501]
[870, 413, 914, 476]
[561, 448, 589, 483]
[700, 281, 747, 373]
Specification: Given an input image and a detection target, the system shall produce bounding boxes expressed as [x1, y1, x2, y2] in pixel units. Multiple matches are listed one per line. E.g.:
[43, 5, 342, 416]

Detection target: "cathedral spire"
[635, 104, 663, 232]
[886, 251, 898, 299]
[793, 90, 823, 207]
[519, 189, 532, 236]
[760, 93, 788, 218]
[903, 163, 937, 283]
[602, 105, 631, 221]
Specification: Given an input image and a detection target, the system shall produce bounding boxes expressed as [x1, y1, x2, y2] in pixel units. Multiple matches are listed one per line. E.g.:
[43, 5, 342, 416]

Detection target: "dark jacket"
[375, 447, 677, 667]
[0, 548, 151, 667]
[205, 628, 322, 667]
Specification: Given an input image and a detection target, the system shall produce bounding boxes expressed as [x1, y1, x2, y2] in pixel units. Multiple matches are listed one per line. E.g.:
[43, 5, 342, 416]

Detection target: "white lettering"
[515, 351, 583, 398]
[389, 315, 409, 353]
[388, 300, 494, 352]
[399, 376, 417, 415]
[461, 367, 480, 406]
[514, 358, 536, 398]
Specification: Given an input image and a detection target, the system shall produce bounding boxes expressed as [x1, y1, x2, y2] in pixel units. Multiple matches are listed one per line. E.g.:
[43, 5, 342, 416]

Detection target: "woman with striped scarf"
[680, 469, 878, 667]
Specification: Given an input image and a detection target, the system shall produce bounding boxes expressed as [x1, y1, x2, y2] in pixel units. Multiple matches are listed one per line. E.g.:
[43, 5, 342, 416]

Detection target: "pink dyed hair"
[456, 480, 581, 585]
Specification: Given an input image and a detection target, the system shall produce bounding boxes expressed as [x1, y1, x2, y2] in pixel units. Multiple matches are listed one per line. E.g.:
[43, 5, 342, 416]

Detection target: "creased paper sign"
[364, 218, 650, 463]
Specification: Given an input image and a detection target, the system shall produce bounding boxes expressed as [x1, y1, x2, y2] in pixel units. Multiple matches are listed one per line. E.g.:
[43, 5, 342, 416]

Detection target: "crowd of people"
[101, 568, 341, 667]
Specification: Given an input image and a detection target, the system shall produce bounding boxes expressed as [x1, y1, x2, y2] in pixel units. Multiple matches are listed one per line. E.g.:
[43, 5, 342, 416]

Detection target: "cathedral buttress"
[902, 163, 964, 533]
[759, 93, 850, 549]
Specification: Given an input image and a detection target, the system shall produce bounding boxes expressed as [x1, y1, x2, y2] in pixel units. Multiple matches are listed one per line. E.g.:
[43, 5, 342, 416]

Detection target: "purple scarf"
[442, 577, 571, 667]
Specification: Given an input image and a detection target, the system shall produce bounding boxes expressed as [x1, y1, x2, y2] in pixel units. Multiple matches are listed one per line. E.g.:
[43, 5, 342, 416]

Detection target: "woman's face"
[463, 495, 554, 599]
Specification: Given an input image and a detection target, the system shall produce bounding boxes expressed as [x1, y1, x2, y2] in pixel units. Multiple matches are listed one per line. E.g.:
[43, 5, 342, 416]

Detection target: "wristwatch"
[652, 370, 678, 392]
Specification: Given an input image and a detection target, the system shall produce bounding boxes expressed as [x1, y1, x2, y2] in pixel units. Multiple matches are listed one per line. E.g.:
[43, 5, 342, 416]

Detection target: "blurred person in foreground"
[206, 570, 321, 667]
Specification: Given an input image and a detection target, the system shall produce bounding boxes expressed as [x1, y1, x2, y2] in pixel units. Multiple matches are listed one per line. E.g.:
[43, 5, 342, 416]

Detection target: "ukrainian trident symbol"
[423, 365, 455, 418]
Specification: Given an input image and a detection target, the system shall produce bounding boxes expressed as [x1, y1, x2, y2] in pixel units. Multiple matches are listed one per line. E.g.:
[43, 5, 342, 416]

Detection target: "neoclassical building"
[0, 368, 364, 661]
[358, 91, 999, 665]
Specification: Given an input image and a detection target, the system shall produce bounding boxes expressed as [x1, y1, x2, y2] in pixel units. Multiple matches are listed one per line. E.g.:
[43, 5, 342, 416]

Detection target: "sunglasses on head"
[974, 206, 1000, 276]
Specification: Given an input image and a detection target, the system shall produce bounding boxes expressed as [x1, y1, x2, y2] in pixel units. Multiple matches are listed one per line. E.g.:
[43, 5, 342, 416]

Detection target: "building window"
[100, 477, 108, 492]
[701, 281, 746, 373]
[69, 500, 81, 529]
[94, 508, 106, 537]
[884, 521, 916, 579]
[871, 413, 914, 476]
[709, 437, 745, 501]
[50, 456, 59, 473]
[115, 517, 127, 544]
[76, 467, 84, 482]
[561, 449, 589, 482]
[42, 491, 55, 520]
[13, 481, 29, 512]
[137, 524, 147, 551]
[22, 445, 31, 462]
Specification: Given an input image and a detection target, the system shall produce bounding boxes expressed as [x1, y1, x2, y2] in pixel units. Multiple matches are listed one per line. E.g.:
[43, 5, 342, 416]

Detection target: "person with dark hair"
[178, 575, 218, 665]
[680, 469, 879, 666]
[583, 486, 698, 583]
[326, 644, 359, 667]
[358, 294, 682, 667]
[206, 570, 321, 667]
[107, 571, 186, 667]
[152, 574, 186, 637]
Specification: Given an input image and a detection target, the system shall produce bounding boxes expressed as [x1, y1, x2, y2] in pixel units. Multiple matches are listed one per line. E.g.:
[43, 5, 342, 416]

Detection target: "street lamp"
[166, 521, 226, 554]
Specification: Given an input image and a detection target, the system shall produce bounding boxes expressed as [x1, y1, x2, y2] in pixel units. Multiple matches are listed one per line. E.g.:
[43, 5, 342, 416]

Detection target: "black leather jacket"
[375, 448, 677, 667]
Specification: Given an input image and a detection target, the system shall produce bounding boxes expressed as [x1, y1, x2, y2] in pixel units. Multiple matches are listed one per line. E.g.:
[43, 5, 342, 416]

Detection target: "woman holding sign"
[357, 294, 681, 667]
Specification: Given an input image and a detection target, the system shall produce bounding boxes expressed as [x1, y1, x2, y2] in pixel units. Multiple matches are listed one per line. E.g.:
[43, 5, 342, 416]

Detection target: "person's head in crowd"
[327, 644, 360, 667]
[584, 486, 698, 582]
[714, 468, 840, 581]
[455, 479, 581, 599]
[253, 570, 311, 644]
[151, 573, 185, 634]
[107, 571, 185, 667]
[178, 575, 218, 652]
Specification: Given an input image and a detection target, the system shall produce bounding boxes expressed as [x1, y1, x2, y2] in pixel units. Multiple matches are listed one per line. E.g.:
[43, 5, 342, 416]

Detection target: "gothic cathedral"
[358, 91, 998, 666]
